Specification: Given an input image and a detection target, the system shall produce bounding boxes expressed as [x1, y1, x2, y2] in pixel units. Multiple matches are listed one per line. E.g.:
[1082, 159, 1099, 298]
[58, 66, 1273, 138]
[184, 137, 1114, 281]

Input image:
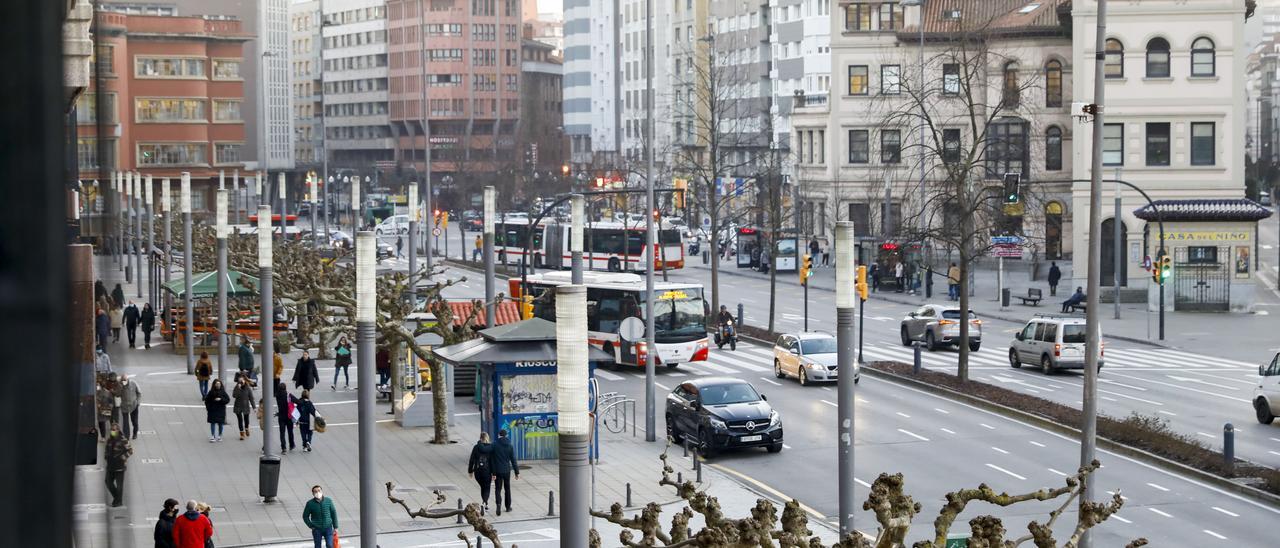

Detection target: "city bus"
[494, 219, 685, 272]
[509, 271, 709, 368]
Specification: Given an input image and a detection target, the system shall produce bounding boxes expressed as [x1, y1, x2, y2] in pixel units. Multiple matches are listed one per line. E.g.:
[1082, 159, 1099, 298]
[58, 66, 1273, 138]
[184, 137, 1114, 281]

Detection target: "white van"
[1009, 316, 1104, 374]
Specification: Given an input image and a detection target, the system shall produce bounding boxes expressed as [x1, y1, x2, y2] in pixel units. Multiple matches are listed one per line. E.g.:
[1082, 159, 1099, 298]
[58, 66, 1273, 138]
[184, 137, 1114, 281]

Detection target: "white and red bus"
[510, 271, 709, 368]
[494, 219, 685, 272]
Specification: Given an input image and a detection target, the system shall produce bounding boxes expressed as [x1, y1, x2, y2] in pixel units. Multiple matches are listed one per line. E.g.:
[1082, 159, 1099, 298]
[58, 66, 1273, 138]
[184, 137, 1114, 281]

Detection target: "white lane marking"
[696, 361, 738, 375]
[1202, 530, 1227, 540]
[1165, 374, 1248, 391]
[1270, 437, 1280, 443]
[1158, 410, 1178, 416]
[854, 477, 871, 488]
[821, 386, 832, 391]
[655, 382, 670, 391]
[782, 444, 792, 450]
[1149, 508, 1173, 518]
[896, 412, 911, 418]
[934, 408, 950, 414]
[706, 354, 770, 373]
[820, 400, 837, 408]
[594, 369, 624, 381]
[1196, 432, 1215, 439]
[980, 423, 996, 430]
[1097, 388, 1163, 406]
[897, 428, 930, 442]
[1112, 515, 1132, 524]
[1029, 441, 1046, 448]
[1105, 371, 1250, 403]
[1047, 468, 1069, 477]
[668, 372, 688, 377]
[1098, 378, 1148, 391]
[1268, 450, 1280, 457]
[1147, 482, 1170, 492]
[985, 463, 1026, 481]
[940, 428, 957, 435]
[991, 446, 1009, 454]
[1212, 506, 1239, 517]
[757, 377, 782, 387]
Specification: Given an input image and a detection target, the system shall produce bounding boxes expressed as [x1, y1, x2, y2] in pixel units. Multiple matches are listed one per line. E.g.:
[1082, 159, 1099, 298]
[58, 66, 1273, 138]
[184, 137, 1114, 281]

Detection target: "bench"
[1065, 303, 1087, 313]
[1017, 288, 1043, 306]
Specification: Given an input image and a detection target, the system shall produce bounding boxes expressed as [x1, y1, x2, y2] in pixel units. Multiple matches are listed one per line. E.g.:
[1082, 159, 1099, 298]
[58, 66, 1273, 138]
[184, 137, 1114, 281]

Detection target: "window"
[135, 98, 206, 123]
[135, 56, 205, 78]
[1145, 122, 1170, 166]
[212, 59, 241, 80]
[137, 143, 207, 166]
[881, 130, 901, 163]
[1191, 122, 1215, 165]
[848, 65, 868, 95]
[1044, 60, 1062, 107]
[847, 203, 871, 236]
[881, 65, 900, 94]
[92, 44, 114, 75]
[942, 129, 961, 164]
[942, 63, 959, 95]
[986, 120, 1028, 177]
[213, 99, 242, 122]
[848, 129, 869, 163]
[1045, 126, 1062, 171]
[76, 137, 115, 170]
[75, 93, 116, 124]
[1002, 61, 1020, 107]
[1191, 37, 1215, 77]
[1187, 246, 1218, 264]
[844, 4, 871, 31]
[1145, 38, 1170, 78]
[214, 143, 243, 165]
[1104, 39, 1124, 78]
[878, 3, 903, 30]
[1102, 123, 1123, 166]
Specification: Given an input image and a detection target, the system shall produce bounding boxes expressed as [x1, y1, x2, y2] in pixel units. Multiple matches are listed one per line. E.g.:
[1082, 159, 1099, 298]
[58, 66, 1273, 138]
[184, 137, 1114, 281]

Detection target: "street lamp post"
[182, 173, 194, 375]
[350, 176, 360, 233]
[425, 178, 433, 273]
[257, 204, 281, 501]
[355, 231, 378, 547]
[556, 284, 590, 548]
[571, 194, 584, 284]
[310, 174, 318, 249]
[162, 178, 172, 331]
[835, 221, 857, 535]
[233, 169, 241, 225]
[124, 171, 132, 279]
[277, 172, 286, 242]
[145, 175, 155, 307]
[484, 186, 496, 327]
[134, 172, 144, 298]
[216, 189, 229, 383]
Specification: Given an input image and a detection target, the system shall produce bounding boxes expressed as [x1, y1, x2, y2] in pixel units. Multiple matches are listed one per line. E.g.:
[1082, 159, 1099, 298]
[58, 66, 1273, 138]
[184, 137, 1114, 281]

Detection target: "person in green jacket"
[238, 337, 255, 380]
[302, 484, 338, 548]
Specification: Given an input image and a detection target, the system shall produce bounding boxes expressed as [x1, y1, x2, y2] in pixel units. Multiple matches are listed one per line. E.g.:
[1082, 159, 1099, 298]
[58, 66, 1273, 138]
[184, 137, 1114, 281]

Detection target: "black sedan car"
[665, 377, 782, 456]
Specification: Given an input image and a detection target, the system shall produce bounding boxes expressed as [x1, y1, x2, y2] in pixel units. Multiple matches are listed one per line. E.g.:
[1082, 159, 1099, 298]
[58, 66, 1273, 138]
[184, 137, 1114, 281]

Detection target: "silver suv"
[1008, 316, 1104, 374]
[899, 304, 983, 351]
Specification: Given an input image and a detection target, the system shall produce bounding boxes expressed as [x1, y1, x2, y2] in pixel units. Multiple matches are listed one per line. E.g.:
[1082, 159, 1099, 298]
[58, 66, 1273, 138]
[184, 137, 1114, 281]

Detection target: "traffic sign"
[990, 235, 1022, 245]
[993, 244, 1021, 258]
[432, 227, 442, 237]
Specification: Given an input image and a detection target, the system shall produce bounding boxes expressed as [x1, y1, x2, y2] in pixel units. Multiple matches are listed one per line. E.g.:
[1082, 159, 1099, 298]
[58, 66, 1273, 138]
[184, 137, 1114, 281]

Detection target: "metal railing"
[596, 391, 637, 437]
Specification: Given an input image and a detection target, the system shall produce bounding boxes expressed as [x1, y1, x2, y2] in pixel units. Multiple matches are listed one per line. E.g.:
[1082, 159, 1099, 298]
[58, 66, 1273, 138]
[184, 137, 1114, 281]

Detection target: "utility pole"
[571, 194, 585, 284]
[216, 189, 229, 383]
[409, 184, 418, 280]
[643, 0, 656, 443]
[835, 221, 857, 535]
[277, 172, 286, 242]
[162, 178, 172, 332]
[1080, 2, 1108, 547]
[145, 175, 155, 307]
[181, 173, 194, 375]
[484, 186, 496, 328]
[556, 285, 590, 548]
[355, 231, 379, 548]
[1114, 171, 1122, 320]
[256, 205, 280, 501]
[134, 172, 143, 299]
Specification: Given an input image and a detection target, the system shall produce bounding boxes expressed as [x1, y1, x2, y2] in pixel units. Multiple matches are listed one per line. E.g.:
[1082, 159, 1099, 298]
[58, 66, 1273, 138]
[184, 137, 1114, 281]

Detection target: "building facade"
[563, 0, 621, 165]
[78, 9, 249, 212]
[519, 38, 567, 179]
[322, 0, 393, 168]
[289, 0, 324, 168]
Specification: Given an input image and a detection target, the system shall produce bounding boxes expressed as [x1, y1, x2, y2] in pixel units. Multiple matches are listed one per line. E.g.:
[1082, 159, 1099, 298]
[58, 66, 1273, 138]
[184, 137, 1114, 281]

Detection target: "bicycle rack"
[596, 391, 638, 437]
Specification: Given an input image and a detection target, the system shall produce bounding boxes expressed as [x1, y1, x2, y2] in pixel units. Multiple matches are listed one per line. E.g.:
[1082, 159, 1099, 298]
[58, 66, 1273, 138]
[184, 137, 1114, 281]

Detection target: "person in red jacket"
[171, 500, 212, 548]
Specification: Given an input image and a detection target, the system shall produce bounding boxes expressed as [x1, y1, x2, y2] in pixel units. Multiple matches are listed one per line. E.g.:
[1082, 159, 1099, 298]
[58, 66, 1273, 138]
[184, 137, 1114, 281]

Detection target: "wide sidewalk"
[689, 252, 1280, 351]
[74, 254, 838, 548]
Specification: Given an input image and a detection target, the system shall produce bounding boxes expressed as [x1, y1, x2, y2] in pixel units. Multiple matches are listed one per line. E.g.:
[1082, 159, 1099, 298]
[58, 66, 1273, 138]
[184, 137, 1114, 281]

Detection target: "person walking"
[467, 431, 494, 514]
[171, 500, 213, 548]
[376, 346, 390, 387]
[103, 423, 131, 507]
[395, 234, 404, 257]
[96, 382, 115, 441]
[894, 261, 905, 293]
[115, 374, 141, 439]
[331, 337, 352, 390]
[293, 350, 320, 391]
[111, 283, 125, 309]
[473, 234, 482, 261]
[302, 485, 339, 548]
[272, 345, 284, 382]
[808, 239, 820, 262]
[947, 262, 961, 301]
[869, 264, 881, 293]
[95, 279, 108, 303]
[232, 373, 256, 440]
[1047, 261, 1062, 297]
[295, 389, 319, 452]
[110, 305, 124, 343]
[203, 379, 229, 442]
[237, 337, 255, 380]
[195, 351, 213, 399]
[123, 300, 140, 348]
[140, 303, 156, 349]
[96, 308, 111, 352]
[153, 498, 179, 548]
[275, 380, 296, 453]
[489, 429, 520, 515]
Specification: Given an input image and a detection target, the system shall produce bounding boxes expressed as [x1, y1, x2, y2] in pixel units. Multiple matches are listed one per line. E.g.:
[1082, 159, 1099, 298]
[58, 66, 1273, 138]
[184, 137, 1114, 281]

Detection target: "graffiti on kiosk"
[500, 414, 560, 460]
[500, 374, 557, 414]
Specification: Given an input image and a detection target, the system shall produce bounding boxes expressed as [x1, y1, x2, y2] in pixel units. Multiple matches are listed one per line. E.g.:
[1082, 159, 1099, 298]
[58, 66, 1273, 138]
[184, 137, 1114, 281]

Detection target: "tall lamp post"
[355, 231, 378, 547]
[409, 183, 418, 278]
[216, 189, 229, 383]
[835, 221, 858, 535]
[181, 173, 194, 375]
[643, 0, 657, 443]
[483, 186, 496, 327]
[350, 176, 360, 232]
[125, 171, 133, 279]
[145, 175, 155, 307]
[134, 172, 144, 298]
[257, 205, 281, 501]
[277, 172, 287, 242]
[162, 178, 172, 331]
[571, 194, 584, 284]
[556, 284, 590, 548]
[310, 173, 319, 249]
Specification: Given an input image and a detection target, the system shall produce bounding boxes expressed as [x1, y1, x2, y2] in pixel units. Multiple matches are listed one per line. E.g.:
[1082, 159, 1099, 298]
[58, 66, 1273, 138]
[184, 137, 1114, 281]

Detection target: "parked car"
[462, 210, 482, 231]
[375, 214, 410, 236]
[772, 332, 857, 385]
[899, 304, 983, 351]
[1008, 316, 1103, 375]
[1255, 352, 1280, 424]
[665, 377, 782, 456]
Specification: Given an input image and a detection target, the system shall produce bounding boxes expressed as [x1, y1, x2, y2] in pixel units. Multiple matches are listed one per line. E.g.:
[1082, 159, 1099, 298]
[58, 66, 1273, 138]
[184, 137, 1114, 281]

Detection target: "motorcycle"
[714, 321, 737, 351]
[688, 240, 701, 255]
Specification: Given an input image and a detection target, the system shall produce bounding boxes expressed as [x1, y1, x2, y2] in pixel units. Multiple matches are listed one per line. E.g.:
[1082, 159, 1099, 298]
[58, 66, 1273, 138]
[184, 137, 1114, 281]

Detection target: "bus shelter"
[432, 318, 610, 461]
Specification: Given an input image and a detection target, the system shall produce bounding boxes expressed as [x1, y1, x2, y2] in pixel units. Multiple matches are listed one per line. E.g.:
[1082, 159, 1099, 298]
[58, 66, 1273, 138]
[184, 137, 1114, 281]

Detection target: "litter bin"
[702, 250, 709, 264]
[259, 455, 281, 501]
[1001, 288, 1011, 307]
[125, 264, 132, 283]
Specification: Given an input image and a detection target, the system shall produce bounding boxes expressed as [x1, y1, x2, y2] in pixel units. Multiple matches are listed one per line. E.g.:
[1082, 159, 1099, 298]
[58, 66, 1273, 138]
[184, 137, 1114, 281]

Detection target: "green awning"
[162, 271, 259, 300]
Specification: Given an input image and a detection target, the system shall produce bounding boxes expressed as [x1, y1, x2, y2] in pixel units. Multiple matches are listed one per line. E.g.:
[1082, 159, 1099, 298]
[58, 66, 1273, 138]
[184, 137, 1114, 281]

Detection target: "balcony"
[791, 91, 829, 114]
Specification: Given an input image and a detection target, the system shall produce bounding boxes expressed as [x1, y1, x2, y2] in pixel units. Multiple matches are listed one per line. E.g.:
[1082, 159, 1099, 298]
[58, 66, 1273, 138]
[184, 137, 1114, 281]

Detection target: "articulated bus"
[510, 271, 709, 368]
[494, 219, 685, 272]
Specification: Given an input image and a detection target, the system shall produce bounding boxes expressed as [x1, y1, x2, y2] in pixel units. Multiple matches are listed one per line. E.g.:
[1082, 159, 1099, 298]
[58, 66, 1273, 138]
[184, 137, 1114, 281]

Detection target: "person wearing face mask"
[171, 499, 213, 548]
[302, 485, 338, 548]
[103, 423, 132, 507]
[115, 374, 142, 439]
[153, 498, 179, 548]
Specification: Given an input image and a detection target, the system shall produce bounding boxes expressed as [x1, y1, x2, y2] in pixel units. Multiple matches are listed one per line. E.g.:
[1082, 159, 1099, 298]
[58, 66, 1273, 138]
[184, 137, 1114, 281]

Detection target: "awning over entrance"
[1133, 199, 1273, 222]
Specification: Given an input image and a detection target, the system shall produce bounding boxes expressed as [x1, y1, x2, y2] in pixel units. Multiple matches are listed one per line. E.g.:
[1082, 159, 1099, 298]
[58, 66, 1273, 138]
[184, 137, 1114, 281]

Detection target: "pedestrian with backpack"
[195, 351, 213, 399]
[467, 431, 494, 514]
[275, 380, 296, 453]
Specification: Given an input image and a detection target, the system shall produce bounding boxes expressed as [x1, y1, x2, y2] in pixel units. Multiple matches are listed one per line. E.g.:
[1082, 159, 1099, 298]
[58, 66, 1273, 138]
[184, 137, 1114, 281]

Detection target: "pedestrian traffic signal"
[856, 265, 868, 301]
[521, 295, 534, 320]
[800, 254, 813, 285]
[1003, 173, 1020, 204]
[1158, 254, 1173, 283]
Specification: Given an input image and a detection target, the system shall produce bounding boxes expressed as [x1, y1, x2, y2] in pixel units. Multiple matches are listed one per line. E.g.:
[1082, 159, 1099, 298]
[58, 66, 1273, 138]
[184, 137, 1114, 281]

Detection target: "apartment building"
[322, 0, 393, 168]
[563, 0, 621, 166]
[519, 38, 568, 177]
[290, 0, 324, 168]
[769, 0, 833, 152]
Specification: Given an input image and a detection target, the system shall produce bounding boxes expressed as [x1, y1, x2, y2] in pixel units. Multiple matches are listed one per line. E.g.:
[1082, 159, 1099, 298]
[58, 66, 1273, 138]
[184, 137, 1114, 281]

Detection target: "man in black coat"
[154, 498, 179, 548]
[123, 301, 140, 348]
[111, 283, 125, 309]
[292, 350, 320, 391]
[488, 429, 520, 515]
[104, 423, 132, 507]
[1047, 262, 1062, 296]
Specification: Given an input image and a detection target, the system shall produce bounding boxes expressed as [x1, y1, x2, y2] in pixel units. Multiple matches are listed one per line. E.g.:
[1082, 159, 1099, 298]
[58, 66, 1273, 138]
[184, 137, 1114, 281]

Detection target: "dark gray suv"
[665, 377, 782, 457]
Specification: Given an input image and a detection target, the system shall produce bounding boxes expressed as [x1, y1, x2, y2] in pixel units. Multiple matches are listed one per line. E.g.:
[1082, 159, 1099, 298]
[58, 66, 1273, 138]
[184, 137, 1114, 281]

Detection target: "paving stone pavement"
[75, 255, 836, 548]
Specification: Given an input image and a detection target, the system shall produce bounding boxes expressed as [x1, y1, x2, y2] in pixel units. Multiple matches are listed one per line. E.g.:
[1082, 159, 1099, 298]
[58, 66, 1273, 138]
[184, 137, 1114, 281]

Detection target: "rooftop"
[1133, 199, 1275, 222]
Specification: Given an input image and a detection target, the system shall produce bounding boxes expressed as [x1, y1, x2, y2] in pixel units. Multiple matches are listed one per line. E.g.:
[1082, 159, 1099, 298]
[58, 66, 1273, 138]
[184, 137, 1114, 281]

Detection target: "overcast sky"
[537, 0, 560, 15]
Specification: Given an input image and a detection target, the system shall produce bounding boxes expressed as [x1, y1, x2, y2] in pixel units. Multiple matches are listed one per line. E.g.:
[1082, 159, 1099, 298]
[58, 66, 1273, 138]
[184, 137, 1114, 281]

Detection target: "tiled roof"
[1132, 199, 1274, 222]
[441, 300, 521, 328]
[900, 0, 1070, 38]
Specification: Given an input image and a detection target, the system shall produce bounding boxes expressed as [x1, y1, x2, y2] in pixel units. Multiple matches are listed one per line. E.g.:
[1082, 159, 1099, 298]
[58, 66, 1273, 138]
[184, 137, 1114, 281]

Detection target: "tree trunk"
[709, 185, 721, 320]
[957, 249, 971, 381]
[429, 360, 449, 443]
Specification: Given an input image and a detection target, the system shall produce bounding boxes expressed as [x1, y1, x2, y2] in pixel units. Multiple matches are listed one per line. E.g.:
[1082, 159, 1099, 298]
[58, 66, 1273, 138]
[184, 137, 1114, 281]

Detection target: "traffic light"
[433, 209, 442, 226]
[441, 211, 449, 228]
[1158, 254, 1173, 283]
[521, 295, 534, 320]
[800, 254, 813, 285]
[1003, 173, 1020, 204]
[856, 265, 868, 301]
[673, 178, 688, 209]
[561, 164, 570, 177]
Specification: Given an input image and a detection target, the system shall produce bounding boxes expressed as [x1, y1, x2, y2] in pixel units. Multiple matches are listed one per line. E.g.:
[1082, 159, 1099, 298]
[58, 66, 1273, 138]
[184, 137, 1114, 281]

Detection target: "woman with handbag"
[331, 337, 352, 391]
[232, 373, 256, 441]
[295, 389, 320, 452]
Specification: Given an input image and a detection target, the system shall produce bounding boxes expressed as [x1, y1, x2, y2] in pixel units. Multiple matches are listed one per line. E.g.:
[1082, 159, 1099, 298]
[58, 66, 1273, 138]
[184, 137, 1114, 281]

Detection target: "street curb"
[859, 365, 1280, 508]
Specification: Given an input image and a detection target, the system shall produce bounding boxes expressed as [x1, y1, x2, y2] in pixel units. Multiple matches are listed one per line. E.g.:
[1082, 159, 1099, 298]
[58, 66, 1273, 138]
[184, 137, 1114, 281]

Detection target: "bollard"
[677, 471, 683, 484]
[456, 498, 463, 524]
[913, 342, 922, 374]
[548, 490, 556, 516]
[626, 482, 632, 507]
[697, 458, 703, 483]
[477, 536, 483, 548]
[1224, 423, 1235, 470]
[737, 303, 744, 327]
[683, 439, 688, 457]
